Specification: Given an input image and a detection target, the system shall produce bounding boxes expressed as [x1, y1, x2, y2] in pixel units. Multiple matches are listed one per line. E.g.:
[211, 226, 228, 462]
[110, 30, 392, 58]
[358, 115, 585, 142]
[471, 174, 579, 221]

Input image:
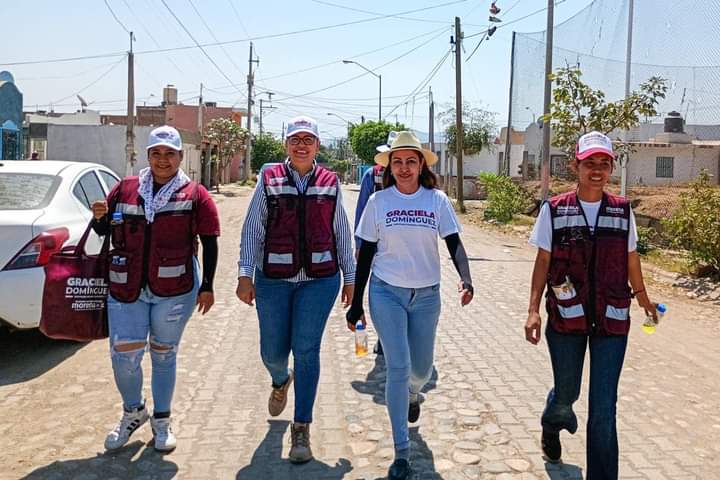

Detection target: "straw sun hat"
[373, 131, 439, 167]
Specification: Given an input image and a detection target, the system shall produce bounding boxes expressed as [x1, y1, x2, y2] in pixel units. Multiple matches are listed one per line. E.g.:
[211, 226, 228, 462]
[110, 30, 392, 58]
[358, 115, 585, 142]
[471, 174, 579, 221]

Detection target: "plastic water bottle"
[111, 212, 124, 225]
[642, 303, 667, 334]
[355, 323, 368, 357]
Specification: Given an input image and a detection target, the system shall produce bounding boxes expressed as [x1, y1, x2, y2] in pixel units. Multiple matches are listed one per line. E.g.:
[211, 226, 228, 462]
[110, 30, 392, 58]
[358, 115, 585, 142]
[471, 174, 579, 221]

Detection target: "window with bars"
[656, 156, 674, 178]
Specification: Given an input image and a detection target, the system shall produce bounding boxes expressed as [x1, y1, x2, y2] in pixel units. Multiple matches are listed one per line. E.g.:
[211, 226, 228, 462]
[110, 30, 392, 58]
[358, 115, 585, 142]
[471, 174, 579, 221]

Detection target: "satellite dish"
[77, 94, 89, 112]
[0, 71, 15, 83]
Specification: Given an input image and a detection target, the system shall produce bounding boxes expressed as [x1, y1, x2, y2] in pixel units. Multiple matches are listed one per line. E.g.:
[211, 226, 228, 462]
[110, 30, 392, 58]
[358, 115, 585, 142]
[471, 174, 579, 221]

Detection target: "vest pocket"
[153, 249, 193, 295]
[602, 295, 632, 335]
[548, 293, 587, 333]
[109, 252, 130, 285]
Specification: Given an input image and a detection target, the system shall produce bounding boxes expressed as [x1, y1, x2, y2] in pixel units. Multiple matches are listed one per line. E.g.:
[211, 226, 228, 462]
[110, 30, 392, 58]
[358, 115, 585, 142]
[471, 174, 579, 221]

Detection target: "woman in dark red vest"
[236, 116, 356, 464]
[91, 125, 220, 453]
[525, 131, 658, 479]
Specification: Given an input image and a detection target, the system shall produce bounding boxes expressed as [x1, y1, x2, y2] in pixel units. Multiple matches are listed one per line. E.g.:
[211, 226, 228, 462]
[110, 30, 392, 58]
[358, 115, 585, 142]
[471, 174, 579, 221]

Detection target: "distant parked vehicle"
[0, 161, 120, 330]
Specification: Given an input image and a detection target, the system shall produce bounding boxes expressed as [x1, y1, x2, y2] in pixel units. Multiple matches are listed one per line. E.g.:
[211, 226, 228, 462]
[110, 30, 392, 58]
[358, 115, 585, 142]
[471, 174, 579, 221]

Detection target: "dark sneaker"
[388, 459, 411, 480]
[268, 369, 294, 417]
[289, 422, 313, 463]
[541, 430, 561, 463]
[408, 400, 420, 423]
[373, 341, 383, 356]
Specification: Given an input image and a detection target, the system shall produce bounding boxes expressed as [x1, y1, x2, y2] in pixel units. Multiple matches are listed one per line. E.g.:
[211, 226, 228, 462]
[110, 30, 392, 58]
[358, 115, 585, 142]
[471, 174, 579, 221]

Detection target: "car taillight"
[2, 227, 70, 270]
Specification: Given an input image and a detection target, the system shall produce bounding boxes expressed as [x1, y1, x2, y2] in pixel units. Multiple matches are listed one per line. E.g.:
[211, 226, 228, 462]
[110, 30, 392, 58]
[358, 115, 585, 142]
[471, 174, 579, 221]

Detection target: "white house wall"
[47, 124, 153, 176]
[626, 144, 720, 186]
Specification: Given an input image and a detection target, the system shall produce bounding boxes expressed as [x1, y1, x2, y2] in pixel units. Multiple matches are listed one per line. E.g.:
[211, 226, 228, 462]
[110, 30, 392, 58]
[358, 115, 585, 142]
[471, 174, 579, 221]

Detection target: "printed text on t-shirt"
[385, 209, 437, 229]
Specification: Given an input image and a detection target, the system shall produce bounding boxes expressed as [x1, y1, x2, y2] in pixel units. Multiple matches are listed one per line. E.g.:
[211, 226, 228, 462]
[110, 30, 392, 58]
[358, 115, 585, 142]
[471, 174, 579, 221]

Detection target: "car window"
[99, 170, 119, 192]
[0, 173, 60, 210]
[73, 172, 106, 210]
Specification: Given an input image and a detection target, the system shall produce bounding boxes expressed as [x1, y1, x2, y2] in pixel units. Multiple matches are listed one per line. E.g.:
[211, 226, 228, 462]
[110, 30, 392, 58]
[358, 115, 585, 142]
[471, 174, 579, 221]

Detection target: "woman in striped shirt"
[236, 116, 355, 464]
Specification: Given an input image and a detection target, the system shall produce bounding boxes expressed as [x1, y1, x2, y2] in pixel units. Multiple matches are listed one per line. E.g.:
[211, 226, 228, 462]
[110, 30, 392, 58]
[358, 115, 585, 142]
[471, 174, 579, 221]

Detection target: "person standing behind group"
[347, 131, 474, 480]
[353, 131, 397, 357]
[236, 116, 356, 464]
[91, 125, 220, 452]
[524, 131, 657, 479]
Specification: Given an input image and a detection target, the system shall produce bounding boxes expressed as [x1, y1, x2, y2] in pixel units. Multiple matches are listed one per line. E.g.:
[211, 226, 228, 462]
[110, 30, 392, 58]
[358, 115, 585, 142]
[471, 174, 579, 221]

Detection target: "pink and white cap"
[576, 131, 615, 160]
[286, 116, 319, 139]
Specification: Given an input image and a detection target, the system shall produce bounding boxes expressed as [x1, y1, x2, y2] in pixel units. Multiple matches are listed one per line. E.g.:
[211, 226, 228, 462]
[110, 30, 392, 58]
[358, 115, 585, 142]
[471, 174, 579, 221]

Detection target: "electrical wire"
[271, 27, 449, 103]
[50, 57, 126, 105]
[186, 0, 247, 78]
[103, 0, 131, 34]
[159, 0, 245, 95]
[309, 0, 458, 25]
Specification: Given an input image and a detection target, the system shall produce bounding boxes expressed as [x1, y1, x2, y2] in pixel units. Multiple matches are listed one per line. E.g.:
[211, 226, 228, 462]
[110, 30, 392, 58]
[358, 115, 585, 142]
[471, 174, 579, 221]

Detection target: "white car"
[0, 160, 120, 330]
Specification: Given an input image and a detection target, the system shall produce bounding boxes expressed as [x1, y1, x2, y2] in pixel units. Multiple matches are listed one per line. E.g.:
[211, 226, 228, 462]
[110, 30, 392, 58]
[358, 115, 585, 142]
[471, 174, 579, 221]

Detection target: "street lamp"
[342, 60, 381, 122]
[327, 112, 354, 128]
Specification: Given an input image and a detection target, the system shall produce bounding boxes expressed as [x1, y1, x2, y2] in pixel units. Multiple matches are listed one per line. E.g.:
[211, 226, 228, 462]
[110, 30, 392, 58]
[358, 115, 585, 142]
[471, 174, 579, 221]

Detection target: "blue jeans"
[254, 268, 341, 424]
[542, 325, 628, 480]
[368, 275, 441, 454]
[107, 257, 200, 414]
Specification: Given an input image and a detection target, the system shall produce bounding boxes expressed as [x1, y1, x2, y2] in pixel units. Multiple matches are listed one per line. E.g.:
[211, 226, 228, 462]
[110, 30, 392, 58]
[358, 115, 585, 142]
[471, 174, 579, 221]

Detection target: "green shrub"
[479, 172, 534, 223]
[636, 226, 655, 255]
[663, 170, 720, 273]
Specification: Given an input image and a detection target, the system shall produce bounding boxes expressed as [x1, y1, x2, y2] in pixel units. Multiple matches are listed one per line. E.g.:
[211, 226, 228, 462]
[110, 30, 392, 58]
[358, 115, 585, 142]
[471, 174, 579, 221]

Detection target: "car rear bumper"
[0, 267, 45, 329]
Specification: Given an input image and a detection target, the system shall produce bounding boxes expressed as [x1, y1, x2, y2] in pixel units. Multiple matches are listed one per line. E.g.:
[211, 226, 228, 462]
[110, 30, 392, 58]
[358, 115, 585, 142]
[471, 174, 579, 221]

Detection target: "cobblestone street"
[1, 183, 718, 479]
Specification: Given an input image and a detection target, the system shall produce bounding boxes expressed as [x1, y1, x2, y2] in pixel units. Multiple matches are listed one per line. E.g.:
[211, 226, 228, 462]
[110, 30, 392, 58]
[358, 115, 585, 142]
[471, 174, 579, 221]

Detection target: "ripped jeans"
[107, 257, 200, 414]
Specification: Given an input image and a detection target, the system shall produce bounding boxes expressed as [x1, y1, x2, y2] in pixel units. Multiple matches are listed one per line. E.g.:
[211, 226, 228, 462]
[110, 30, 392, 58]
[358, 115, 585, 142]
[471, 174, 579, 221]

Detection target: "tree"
[549, 66, 668, 158]
[348, 120, 406, 165]
[440, 102, 497, 157]
[316, 144, 335, 165]
[251, 133, 286, 172]
[328, 159, 351, 181]
[205, 118, 248, 192]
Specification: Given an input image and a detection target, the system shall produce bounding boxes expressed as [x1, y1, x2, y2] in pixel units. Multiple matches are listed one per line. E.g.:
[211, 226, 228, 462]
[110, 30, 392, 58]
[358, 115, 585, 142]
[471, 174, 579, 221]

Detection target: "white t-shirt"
[529, 200, 638, 252]
[356, 186, 461, 288]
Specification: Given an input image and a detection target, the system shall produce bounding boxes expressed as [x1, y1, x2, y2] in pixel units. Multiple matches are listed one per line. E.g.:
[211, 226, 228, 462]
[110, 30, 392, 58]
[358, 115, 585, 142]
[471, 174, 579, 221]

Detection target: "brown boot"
[268, 369, 293, 417]
[289, 422, 313, 463]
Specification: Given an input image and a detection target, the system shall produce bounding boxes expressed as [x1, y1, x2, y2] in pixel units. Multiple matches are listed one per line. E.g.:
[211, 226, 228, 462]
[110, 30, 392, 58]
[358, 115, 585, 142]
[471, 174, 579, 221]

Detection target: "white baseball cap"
[375, 131, 399, 153]
[147, 125, 182, 151]
[286, 116, 319, 139]
[576, 131, 615, 160]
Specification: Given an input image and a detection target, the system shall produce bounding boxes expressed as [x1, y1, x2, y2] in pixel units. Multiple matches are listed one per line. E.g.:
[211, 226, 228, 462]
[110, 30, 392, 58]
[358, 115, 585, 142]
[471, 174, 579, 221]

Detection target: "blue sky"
[1, 0, 593, 140]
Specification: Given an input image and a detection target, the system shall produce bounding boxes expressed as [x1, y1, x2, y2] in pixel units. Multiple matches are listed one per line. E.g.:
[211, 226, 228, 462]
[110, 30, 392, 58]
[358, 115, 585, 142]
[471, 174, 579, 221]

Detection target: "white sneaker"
[151, 416, 177, 452]
[104, 406, 149, 451]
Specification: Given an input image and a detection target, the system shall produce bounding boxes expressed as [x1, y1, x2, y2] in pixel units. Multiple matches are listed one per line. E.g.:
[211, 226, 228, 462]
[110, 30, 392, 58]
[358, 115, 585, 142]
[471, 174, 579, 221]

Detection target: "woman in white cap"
[91, 125, 220, 452]
[347, 131, 474, 480]
[524, 131, 656, 478]
[236, 116, 356, 464]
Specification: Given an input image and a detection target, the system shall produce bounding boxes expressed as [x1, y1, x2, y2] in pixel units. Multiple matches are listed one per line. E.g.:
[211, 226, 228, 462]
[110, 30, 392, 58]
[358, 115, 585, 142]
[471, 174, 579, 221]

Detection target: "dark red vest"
[262, 163, 339, 279]
[108, 177, 197, 303]
[546, 191, 632, 336]
[373, 165, 385, 192]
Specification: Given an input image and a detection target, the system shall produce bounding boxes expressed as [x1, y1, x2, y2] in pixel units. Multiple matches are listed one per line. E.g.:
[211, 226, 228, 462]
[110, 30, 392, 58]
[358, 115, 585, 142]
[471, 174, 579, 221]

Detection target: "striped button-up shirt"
[238, 160, 356, 284]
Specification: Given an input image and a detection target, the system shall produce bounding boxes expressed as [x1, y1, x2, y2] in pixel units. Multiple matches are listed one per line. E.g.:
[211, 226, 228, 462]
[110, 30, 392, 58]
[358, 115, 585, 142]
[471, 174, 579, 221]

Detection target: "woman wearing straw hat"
[346, 131, 474, 479]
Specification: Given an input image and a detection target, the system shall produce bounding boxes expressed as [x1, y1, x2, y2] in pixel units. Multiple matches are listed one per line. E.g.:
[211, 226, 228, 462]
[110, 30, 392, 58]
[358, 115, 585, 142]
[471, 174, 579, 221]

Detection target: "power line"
[384, 48, 452, 119]
[0, 3, 470, 66]
[51, 57, 126, 105]
[272, 27, 449, 103]
[103, 0, 131, 34]
[118, 0, 185, 76]
[227, 0, 251, 38]
[186, 0, 247, 78]
[310, 0, 458, 25]
[465, 0, 568, 40]
[159, 0, 245, 95]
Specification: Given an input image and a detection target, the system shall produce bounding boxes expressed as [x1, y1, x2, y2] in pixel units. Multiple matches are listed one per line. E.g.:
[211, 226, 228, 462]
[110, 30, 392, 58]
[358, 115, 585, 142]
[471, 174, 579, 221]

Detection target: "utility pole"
[428, 86, 435, 161]
[125, 31, 136, 177]
[259, 92, 275, 135]
[621, 0, 634, 197]
[454, 17, 465, 213]
[503, 32, 517, 176]
[540, 1, 554, 200]
[244, 42, 259, 180]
